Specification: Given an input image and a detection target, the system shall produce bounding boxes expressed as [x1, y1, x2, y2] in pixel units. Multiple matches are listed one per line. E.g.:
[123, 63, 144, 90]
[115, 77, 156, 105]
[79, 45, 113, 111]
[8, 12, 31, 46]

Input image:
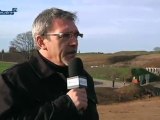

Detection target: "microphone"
[67, 58, 87, 89]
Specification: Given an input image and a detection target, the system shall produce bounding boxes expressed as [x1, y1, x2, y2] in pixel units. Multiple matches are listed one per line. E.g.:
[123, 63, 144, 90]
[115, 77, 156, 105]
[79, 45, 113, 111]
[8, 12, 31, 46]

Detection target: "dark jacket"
[0, 51, 99, 120]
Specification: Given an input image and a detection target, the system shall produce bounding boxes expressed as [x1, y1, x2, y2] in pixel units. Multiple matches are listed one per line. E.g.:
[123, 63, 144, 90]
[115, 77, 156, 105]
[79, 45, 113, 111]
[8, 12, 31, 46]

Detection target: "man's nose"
[69, 37, 78, 45]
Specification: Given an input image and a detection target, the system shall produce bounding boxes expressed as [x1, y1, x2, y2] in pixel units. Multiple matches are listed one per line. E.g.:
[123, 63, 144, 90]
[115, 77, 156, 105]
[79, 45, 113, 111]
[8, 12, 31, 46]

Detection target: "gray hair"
[32, 8, 77, 49]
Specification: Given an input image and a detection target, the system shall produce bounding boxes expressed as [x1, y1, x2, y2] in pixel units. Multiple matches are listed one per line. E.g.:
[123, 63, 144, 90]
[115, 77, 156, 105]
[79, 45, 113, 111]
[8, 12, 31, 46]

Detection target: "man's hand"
[67, 88, 88, 111]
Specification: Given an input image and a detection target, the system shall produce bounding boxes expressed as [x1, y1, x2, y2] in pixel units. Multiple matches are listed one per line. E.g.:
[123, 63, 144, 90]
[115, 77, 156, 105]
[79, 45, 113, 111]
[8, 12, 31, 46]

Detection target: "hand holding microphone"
[66, 58, 88, 111]
[67, 88, 88, 110]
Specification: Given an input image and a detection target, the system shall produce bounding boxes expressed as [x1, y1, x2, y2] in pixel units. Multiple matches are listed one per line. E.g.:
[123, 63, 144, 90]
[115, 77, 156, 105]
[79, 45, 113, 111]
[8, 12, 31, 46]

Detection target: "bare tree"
[10, 31, 35, 59]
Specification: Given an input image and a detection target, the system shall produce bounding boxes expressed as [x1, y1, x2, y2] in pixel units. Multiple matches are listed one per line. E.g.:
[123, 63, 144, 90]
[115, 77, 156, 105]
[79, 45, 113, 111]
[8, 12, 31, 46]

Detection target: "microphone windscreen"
[68, 58, 84, 77]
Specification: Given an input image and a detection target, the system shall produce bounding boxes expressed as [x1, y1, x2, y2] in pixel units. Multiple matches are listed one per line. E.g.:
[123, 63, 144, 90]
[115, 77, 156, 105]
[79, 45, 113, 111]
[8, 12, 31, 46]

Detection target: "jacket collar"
[28, 51, 68, 79]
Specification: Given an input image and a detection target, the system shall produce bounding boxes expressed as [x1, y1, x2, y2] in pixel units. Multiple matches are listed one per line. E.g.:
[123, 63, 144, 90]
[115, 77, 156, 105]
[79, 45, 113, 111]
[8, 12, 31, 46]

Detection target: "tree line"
[2, 31, 160, 60]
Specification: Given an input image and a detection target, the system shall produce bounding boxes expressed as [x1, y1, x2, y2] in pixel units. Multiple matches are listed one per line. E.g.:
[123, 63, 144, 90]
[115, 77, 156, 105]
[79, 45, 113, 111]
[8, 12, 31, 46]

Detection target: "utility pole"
[1, 49, 4, 61]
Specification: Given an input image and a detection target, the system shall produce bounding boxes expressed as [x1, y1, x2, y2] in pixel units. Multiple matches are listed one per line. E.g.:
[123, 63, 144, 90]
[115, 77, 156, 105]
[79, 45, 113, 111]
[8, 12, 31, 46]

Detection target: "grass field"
[0, 58, 133, 81]
[1, 51, 160, 81]
[0, 61, 15, 73]
[0, 59, 132, 81]
[86, 66, 132, 81]
[78, 53, 133, 81]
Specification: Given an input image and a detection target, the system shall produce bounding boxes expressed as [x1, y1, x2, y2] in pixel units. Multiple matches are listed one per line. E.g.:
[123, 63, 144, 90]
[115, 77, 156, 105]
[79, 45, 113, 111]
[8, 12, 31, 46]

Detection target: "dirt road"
[97, 97, 160, 120]
[94, 79, 160, 88]
[94, 79, 129, 88]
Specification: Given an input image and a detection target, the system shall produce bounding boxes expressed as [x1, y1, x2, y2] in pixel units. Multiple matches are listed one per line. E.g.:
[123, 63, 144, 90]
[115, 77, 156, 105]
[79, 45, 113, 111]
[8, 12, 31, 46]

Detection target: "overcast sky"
[0, 0, 160, 53]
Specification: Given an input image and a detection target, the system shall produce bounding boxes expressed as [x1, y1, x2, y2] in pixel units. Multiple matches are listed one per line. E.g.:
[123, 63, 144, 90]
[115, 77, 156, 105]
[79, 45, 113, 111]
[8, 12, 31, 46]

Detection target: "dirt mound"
[95, 83, 160, 105]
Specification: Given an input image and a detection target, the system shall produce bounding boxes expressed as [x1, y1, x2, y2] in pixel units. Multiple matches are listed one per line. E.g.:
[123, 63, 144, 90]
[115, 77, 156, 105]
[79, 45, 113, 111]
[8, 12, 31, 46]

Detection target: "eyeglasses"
[44, 32, 83, 40]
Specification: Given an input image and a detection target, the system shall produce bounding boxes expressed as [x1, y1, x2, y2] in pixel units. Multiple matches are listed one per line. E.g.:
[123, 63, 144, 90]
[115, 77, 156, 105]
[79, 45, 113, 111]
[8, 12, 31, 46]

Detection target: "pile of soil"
[95, 83, 160, 105]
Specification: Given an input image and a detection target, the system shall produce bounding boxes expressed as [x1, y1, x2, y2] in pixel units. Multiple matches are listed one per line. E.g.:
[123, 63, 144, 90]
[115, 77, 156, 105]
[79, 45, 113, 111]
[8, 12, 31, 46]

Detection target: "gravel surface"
[94, 79, 160, 88]
[94, 79, 129, 88]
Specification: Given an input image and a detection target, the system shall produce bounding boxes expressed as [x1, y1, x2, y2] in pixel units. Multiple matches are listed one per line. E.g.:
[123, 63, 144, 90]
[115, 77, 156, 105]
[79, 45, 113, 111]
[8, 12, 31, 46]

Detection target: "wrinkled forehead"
[50, 18, 78, 33]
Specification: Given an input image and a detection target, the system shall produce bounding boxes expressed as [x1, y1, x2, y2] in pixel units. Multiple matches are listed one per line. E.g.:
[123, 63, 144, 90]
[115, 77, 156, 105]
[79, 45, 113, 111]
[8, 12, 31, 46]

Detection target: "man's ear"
[36, 35, 47, 50]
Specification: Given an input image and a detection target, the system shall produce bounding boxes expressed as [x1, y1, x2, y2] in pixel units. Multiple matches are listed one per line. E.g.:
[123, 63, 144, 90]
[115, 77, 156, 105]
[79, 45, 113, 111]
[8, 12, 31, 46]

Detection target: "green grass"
[85, 65, 132, 81]
[0, 60, 132, 81]
[0, 61, 15, 73]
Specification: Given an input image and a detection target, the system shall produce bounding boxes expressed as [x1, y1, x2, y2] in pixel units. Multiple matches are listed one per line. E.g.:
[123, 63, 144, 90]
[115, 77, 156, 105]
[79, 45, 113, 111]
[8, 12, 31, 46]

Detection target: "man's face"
[41, 18, 80, 66]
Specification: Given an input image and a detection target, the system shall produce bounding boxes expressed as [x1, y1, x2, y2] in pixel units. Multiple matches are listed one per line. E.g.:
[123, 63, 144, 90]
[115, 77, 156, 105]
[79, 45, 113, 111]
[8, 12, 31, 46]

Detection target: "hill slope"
[78, 51, 160, 67]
